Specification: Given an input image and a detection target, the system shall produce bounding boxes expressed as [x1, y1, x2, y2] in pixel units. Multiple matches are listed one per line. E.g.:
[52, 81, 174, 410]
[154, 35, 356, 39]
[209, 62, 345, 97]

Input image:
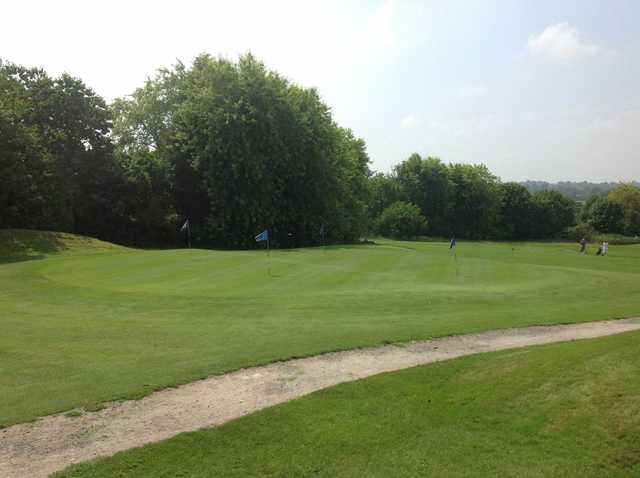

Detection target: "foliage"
[448, 163, 501, 239]
[367, 172, 404, 223]
[394, 155, 452, 236]
[581, 196, 625, 233]
[371, 154, 580, 240]
[2, 57, 637, 246]
[530, 190, 576, 238]
[607, 184, 640, 236]
[564, 223, 595, 242]
[113, 54, 371, 247]
[0, 60, 122, 238]
[498, 182, 536, 239]
[375, 201, 427, 238]
[0, 57, 370, 248]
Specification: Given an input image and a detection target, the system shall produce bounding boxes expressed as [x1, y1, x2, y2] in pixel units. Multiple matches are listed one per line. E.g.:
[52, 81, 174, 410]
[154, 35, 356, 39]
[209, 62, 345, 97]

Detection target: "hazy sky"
[3, 0, 639, 181]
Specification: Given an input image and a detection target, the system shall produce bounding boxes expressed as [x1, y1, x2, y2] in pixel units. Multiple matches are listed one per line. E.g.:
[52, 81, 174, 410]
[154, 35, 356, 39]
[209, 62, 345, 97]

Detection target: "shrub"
[376, 201, 427, 239]
[564, 223, 595, 241]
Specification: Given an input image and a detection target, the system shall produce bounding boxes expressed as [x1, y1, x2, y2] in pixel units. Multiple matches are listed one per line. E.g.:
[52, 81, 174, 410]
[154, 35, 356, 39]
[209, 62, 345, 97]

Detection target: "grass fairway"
[1, 229, 640, 426]
[56, 330, 640, 478]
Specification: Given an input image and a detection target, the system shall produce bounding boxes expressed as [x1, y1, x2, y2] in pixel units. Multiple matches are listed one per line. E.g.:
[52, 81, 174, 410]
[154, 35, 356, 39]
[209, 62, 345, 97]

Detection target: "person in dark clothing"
[579, 238, 587, 253]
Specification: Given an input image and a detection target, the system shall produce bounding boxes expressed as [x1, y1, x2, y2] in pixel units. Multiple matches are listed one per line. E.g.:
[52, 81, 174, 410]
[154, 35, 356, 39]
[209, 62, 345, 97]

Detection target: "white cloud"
[527, 23, 600, 59]
[456, 84, 487, 99]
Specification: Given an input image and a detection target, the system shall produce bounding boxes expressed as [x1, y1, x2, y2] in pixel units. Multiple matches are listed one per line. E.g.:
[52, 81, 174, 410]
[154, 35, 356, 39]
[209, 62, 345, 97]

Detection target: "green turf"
[1, 229, 640, 426]
[55, 330, 640, 478]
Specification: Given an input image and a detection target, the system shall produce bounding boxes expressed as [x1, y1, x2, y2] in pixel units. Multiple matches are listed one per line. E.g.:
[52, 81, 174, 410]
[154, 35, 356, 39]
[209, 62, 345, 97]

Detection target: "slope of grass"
[0, 228, 125, 261]
[56, 330, 640, 477]
[1, 230, 640, 426]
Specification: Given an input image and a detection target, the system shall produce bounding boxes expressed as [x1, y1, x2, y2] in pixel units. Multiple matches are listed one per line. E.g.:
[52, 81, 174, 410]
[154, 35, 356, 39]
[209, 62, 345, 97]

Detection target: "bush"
[564, 223, 595, 241]
[376, 202, 427, 239]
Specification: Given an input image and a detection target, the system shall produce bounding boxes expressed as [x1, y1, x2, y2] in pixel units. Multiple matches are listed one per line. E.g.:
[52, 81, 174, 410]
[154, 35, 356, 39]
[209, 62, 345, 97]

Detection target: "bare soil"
[1, 318, 639, 478]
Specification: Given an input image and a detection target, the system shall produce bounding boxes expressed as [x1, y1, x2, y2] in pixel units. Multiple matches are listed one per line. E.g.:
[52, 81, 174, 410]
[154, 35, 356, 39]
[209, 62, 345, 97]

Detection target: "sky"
[2, 0, 639, 182]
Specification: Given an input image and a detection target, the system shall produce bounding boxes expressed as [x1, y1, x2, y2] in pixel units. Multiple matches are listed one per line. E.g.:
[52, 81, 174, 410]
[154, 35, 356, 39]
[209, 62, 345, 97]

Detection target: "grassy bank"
[56, 330, 640, 477]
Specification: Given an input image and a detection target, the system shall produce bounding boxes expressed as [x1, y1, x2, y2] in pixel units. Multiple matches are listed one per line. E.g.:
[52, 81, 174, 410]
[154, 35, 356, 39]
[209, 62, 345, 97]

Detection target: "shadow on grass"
[0, 254, 46, 265]
[0, 229, 69, 258]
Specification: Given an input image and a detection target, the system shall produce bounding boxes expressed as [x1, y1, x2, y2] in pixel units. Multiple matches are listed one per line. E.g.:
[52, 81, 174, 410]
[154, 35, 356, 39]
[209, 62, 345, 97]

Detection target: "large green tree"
[581, 196, 625, 233]
[607, 184, 640, 236]
[0, 61, 122, 237]
[394, 155, 452, 236]
[113, 54, 371, 247]
[368, 172, 404, 223]
[499, 183, 536, 239]
[447, 163, 502, 239]
[531, 191, 576, 238]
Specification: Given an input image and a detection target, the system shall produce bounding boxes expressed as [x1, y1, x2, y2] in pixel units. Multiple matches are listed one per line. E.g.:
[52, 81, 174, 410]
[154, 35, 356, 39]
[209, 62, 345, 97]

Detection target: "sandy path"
[2, 318, 639, 478]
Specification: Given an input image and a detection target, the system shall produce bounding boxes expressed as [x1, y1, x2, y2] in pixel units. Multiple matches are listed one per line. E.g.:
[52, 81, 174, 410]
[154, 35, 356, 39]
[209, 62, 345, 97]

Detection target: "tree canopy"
[1, 57, 638, 246]
[112, 54, 370, 247]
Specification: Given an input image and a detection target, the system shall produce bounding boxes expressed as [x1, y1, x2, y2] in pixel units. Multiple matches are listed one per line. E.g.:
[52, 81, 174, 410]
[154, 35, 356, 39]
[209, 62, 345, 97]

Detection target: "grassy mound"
[56, 330, 640, 477]
[1, 239, 640, 426]
[0, 229, 125, 259]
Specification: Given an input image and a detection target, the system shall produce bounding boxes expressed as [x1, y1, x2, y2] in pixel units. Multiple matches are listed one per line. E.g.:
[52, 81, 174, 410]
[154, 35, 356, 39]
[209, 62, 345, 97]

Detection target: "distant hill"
[520, 181, 640, 203]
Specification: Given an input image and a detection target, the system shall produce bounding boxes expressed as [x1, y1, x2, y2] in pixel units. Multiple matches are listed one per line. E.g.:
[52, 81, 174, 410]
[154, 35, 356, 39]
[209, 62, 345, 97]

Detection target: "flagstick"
[267, 236, 271, 277]
[454, 249, 458, 277]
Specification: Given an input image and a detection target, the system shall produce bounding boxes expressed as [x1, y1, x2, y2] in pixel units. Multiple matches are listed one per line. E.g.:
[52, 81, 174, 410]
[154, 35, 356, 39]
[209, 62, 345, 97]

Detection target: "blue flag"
[255, 230, 269, 242]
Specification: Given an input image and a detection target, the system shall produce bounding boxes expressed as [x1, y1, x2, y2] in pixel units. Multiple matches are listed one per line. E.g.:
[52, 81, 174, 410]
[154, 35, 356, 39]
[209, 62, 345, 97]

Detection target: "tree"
[394, 154, 453, 236]
[581, 196, 624, 233]
[0, 60, 124, 238]
[368, 172, 404, 223]
[112, 54, 371, 247]
[447, 163, 501, 239]
[607, 184, 640, 236]
[531, 191, 576, 238]
[499, 183, 535, 239]
[376, 201, 427, 239]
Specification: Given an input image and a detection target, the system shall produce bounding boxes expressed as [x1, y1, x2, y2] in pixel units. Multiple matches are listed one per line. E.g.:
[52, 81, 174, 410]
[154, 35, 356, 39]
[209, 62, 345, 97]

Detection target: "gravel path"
[2, 318, 639, 478]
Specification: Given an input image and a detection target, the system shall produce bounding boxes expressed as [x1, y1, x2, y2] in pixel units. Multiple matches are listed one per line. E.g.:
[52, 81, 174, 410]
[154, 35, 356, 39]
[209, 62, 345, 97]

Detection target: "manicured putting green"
[1, 230, 639, 426]
[56, 330, 640, 477]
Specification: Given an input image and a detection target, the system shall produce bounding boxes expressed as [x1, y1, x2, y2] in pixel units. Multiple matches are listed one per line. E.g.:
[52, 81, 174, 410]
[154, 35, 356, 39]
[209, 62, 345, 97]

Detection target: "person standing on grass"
[603, 241, 609, 255]
[579, 237, 587, 253]
[449, 237, 456, 249]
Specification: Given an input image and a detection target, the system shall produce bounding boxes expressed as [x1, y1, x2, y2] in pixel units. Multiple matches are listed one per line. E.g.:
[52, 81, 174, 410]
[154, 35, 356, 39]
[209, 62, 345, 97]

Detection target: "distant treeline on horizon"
[520, 181, 640, 203]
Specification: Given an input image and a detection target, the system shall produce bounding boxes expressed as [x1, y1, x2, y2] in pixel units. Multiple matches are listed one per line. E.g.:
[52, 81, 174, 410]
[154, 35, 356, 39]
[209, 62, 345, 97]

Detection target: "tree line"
[1, 55, 369, 247]
[520, 180, 640, 203]
[370, 154, 640, 240]
[1, 55, 638, 247]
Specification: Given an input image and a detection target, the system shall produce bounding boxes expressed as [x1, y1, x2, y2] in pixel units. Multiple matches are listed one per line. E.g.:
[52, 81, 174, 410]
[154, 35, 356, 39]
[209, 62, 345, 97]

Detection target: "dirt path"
[2, 318, 639, 478]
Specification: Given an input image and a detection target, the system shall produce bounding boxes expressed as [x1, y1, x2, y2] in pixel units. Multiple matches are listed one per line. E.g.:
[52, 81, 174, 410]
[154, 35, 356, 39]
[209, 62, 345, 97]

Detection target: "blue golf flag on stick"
[255, 229, 271, 269]
[255, 230, 269, 242]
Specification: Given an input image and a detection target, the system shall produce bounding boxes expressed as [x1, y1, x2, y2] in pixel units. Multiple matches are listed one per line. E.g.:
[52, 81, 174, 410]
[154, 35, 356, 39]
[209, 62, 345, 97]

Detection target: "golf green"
[1, 230, 639, 426]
